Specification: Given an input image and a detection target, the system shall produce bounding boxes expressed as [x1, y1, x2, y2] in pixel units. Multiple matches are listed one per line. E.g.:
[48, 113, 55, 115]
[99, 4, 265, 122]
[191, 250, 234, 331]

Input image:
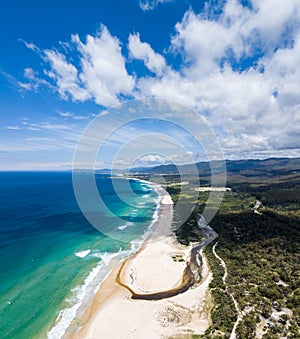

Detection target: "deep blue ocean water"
[0, 172, 159, 338]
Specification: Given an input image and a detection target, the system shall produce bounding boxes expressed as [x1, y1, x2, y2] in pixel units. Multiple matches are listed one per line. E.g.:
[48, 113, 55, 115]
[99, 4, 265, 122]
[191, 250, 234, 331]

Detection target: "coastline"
[71, 183, 212, 339]
[47, 178, 161, 339]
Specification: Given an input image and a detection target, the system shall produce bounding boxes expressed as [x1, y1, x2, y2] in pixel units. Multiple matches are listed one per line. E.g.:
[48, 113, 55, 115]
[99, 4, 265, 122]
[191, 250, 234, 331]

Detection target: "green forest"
[164, 170, 300, 338]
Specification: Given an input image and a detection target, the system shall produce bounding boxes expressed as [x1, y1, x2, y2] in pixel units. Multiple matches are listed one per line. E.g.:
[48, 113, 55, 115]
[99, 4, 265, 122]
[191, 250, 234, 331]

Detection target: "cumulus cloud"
[21, 25, 134, 107]
[72, 25, 134, 106]
[128, 33, 166, 75]
[172, 10, 231, 75]
[135, 0, 300, 157]
[171, 0, 300, 74]
[133, 151, 194, 167]
[139, 154, 166, 164]
[44, 50, 91, 102]
[18, 1, 300, 158]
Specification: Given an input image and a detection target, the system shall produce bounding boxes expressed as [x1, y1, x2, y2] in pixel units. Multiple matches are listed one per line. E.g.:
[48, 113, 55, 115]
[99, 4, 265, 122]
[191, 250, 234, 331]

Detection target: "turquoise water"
[0, 172, 159, 338]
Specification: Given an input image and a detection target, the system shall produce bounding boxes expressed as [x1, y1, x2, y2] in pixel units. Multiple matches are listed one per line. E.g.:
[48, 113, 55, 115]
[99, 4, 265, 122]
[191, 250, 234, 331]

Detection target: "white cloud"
[18, 38, 41, 52]
[57, 111, 88, 120]
[245, 0, 300, 49]
[135, 0, 300, 158]
[20, 26, 134, 106]
[18, 67, 51, 92]
[172, 10, 231, 75]
[18, 82, 33, 91]
[24, 68, 38, 80]
[139, 0, 174, 11]
[16, 1, 300, 160]
[5, 126, 21, 130]
[72, 25, 134, 106]
[133, 151, 195, 167]
[138, 154, 166, 163]
[44, 50, 91, 102]
[171, 0, 300, 74]
[128, 33, 166, 75]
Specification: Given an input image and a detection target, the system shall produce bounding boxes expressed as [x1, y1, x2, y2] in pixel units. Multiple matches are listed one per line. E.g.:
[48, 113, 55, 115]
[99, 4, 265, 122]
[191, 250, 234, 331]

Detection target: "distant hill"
[130, 157, 299, 173]
[129, 157, 300, 184]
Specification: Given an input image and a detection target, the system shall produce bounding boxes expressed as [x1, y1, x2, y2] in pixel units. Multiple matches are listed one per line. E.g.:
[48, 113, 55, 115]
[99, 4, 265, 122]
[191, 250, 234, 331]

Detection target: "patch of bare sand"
[74, 185, 212, 339]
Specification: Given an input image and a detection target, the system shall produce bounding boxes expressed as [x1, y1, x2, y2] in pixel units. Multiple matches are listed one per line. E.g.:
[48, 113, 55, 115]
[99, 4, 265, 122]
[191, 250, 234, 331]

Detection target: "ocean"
[0, 172, 159, 338]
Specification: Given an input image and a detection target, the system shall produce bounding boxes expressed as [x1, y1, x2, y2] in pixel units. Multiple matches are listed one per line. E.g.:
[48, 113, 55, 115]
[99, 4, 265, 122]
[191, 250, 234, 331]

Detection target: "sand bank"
[74, 185, 212, 339]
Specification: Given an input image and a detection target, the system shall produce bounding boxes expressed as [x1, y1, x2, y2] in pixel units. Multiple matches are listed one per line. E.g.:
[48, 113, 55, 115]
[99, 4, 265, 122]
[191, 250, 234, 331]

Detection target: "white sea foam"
[95, 251, 120, 265]
[47, 250, 125, 339]
[75, 249, 91, 258]
[140, 186, 162, 242]
[129, 202, 161, 251]
[118, 224, 128, 231]
[140, 183, 151, 192]
[47, 262, 106, 339]
[118, 221, 134, 231]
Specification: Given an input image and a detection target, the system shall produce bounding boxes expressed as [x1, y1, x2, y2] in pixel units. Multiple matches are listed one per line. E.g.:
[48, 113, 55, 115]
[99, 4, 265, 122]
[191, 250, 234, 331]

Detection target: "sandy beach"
[73, 185, 212, 339]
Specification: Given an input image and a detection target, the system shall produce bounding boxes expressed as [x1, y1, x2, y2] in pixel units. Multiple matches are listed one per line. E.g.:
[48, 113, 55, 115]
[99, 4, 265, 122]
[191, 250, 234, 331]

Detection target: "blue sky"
[1, 0, 300, 170]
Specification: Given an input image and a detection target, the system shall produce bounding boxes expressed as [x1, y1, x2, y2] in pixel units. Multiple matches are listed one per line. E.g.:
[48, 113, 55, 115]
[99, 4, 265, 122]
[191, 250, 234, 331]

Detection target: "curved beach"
[74, 184, 212, 338]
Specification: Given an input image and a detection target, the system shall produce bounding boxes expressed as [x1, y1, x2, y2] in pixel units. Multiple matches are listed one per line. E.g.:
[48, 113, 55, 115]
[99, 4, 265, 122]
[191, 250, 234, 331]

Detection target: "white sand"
[74, 185, 212, 339]
[196, 187, 231, 192]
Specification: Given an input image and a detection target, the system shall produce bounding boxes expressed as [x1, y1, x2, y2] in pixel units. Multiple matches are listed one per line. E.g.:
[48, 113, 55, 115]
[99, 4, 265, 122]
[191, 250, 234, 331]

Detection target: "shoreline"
[71, 182, 213, 339]
[47, 179, 162, 339]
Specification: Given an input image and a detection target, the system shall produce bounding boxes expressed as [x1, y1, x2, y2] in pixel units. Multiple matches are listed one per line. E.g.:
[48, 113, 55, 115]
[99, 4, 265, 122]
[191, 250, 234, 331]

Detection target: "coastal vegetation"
[162, 164, 300, 338]
[205, 189, 300, 338]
